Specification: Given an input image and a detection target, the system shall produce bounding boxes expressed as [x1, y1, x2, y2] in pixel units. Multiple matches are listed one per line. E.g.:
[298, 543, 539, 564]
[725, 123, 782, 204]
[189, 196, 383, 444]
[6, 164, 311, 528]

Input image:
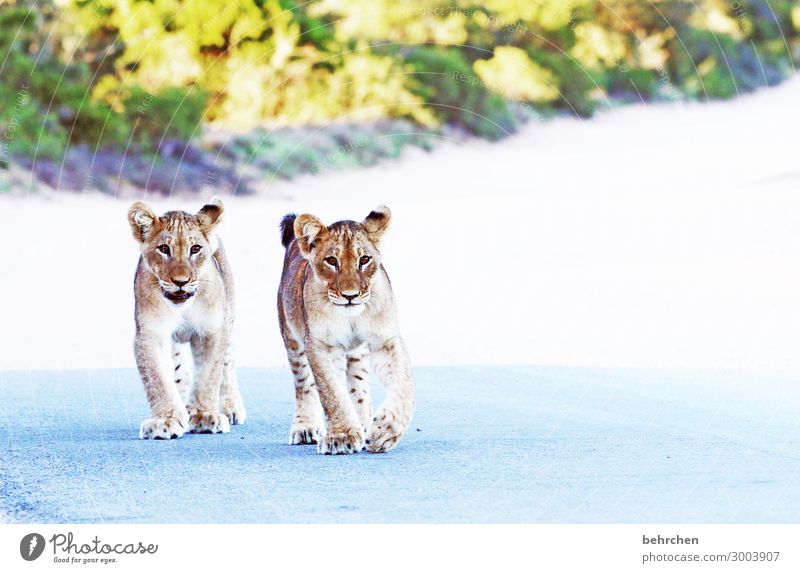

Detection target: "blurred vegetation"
[1, 0, 799, 174]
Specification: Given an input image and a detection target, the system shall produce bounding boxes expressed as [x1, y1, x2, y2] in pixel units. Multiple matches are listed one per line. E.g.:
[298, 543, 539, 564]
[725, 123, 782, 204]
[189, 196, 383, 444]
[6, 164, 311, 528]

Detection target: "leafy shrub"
[527, 49, 602, 116]
[121, 87, 208, 152]
[0, 7, 69, 159]
[0, 3, 207, 161]
[402, 47, 517, 140]
[3, 0, 800, 175]
[668, 29, 788, 100]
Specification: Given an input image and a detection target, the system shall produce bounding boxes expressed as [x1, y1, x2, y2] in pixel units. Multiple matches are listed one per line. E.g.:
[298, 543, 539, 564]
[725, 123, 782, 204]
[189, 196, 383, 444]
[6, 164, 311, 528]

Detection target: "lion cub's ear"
[362, 205, 391, 244]
[294, 214, 328, 258]
[128, 201, 158, 242]
[197, 197, 224, 231]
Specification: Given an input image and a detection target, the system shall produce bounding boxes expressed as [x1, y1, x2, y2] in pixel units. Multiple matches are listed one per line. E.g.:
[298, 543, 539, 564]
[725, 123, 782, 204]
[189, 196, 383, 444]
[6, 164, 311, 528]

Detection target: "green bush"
[605, 67, 661, 102]
[527, 49, 601, 116]
[123, 87, 208, 151]
[667, 28, 788, 100]
[402, 47, 517, 140]
[3, 0, 800, 172]
[0, 60, 69, 159]
[0, 3, 205, 161]
[0, 7, 68, 159]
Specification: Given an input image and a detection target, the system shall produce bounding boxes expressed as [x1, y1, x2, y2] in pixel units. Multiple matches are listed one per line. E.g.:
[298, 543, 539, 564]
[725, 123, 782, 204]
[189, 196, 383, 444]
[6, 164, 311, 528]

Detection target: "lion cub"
[277, 206, 416, 454]
[127, 198, 245, 439]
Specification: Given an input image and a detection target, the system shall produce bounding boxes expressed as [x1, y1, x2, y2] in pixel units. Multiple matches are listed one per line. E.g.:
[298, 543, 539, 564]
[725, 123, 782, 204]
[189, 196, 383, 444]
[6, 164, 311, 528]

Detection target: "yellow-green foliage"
[2, 0, 799, 160]
[312, 0, 799, 117]
[64, 0, 434, 130]
[474, 46, 559, 102]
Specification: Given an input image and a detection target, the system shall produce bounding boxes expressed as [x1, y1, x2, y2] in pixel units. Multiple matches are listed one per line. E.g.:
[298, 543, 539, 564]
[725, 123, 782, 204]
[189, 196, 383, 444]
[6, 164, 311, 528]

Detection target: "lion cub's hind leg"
[287, 342, 325, 445]
[172, 342, 193, 404]
[220, 346, 247, 425]
[346, 343, 373, 430]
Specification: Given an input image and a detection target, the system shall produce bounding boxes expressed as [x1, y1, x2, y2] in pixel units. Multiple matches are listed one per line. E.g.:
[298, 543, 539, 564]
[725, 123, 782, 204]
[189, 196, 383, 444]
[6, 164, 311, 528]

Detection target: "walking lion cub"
[278, 206, 416, 454]
[127, 198, 245, 439]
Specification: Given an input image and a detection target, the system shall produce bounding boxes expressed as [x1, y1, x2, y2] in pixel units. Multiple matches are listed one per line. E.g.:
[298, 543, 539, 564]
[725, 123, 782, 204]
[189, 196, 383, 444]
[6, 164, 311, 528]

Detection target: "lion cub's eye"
[359, 255, 372, 266]
[157, 244, 171, 256]
[190, 245, 202, 255]
[324, 256, 338, 267]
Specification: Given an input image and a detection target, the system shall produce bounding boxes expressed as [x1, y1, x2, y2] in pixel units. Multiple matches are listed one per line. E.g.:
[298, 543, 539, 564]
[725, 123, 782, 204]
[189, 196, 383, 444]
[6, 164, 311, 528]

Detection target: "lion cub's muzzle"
[329, 290, 370, 309]
[162, 278, 197, 304]
[164, 290, 195, 304]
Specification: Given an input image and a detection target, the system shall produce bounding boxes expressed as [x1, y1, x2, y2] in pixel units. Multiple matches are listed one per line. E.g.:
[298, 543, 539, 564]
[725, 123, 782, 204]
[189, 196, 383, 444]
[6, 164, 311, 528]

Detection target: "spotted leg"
[172, 342, 193, 404]
[366, 337, 415, 453]
[219, 345, 246, 425]
[286, 341, 324, 445]
[346, 343, 373, 430]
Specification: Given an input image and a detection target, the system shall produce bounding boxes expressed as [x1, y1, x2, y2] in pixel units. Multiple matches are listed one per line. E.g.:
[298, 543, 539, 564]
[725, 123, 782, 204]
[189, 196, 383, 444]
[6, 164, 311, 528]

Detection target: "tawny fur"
[277, 207, 416, 454]
[128, 198, 245, 440]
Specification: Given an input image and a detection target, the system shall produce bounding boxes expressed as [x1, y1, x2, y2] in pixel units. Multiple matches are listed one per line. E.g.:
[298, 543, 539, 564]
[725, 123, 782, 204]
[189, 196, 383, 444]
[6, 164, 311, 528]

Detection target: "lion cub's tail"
[280, 213, 297, 248]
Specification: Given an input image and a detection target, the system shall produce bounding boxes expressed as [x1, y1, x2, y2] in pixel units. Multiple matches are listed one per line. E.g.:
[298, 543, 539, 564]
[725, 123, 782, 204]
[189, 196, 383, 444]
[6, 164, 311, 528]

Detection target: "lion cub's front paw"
[366, 410, 405, 453]
[317, 427, 365, 455]
[188, 409, 231, 434]
[289, 422, 323, 445]
[221, 401, 247, 426]
[139, 414, 187, 440]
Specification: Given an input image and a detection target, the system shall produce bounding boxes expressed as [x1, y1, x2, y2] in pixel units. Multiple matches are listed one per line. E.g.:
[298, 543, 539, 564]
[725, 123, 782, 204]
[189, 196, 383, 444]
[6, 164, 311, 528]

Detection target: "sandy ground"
[1, 76, 800, 373]
[1, 366, 798, 523]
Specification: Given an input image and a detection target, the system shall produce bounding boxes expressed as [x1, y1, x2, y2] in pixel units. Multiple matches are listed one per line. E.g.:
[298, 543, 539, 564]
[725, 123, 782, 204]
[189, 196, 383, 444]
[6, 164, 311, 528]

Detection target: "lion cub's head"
[128, 199, 224, 305]
[293, 206, 391, 315]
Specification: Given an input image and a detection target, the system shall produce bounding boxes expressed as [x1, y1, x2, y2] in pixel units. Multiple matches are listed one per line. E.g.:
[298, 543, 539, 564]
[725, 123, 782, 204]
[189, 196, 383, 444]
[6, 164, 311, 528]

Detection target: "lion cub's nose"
[172, 278, 190, 288]
[342, 292, 359, 302]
